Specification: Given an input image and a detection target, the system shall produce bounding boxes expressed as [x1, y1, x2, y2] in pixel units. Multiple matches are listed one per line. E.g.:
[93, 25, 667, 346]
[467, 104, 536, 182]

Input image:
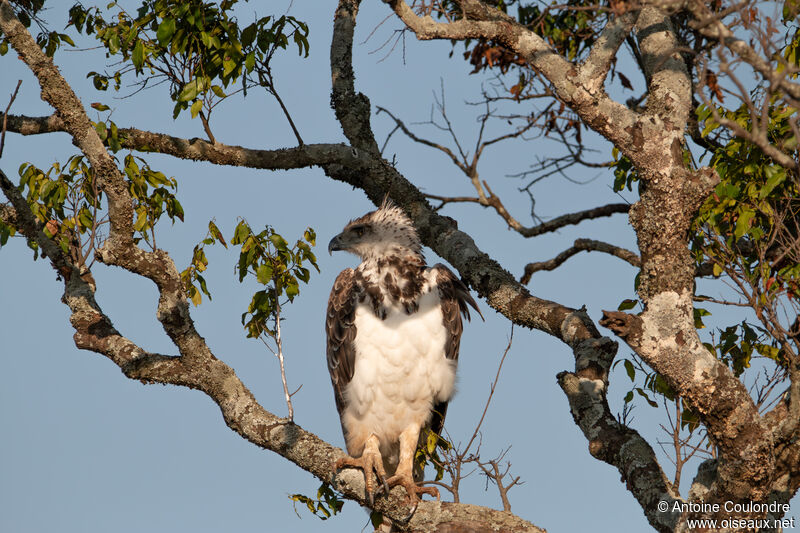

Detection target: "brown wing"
[429, 264, 481, 437]
[325, 269, 358, 435]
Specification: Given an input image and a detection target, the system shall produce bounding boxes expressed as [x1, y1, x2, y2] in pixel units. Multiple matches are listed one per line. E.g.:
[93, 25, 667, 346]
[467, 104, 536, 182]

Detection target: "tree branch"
[0, 113, 371, 170]
[520, 238, 640, 284]
[5, 159, 544, 532]
[687, 0, 800, 102]
[600, 306, 774, 506]
[386, 0, 640, 151]
[521, 203, 630, 238]
[577, 10, 639, 94]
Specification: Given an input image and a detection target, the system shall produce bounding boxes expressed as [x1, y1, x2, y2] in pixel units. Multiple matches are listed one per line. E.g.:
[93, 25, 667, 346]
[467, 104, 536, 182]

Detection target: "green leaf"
[734, 209, 755, 239]
[635, 387, 658, 408]
[108, 32, 121, 55]
[94, 121, 108, 141]
[623, 359, 635, 381]
[623, 390, 634, 403]
[256, 263, 273, 284]
[177, 78, 205, 102]
[758, 166, 787, 200]
[190, 99, 203, 118]
[157, 18, 176, 46]
[269, 233, 288, 250]
[694, 307, 711, 329]
[617, 298, 637, 311]
[241, 23, 257, 47]
[285, 278, 299, 300]
[244, 50, 255, 72]
[208, 220, 226, 247]
[132, 39, 144, 70]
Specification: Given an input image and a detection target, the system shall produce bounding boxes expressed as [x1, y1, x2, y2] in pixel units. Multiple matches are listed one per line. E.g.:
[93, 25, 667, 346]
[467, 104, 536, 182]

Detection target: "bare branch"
[687, 0, 800, 102]
[0, 79, 21, 158]
[521, 203, 630, 237]
[520, 238, 640, 284]
[376, 105, 469, 174]
[0, 113, 369, 170]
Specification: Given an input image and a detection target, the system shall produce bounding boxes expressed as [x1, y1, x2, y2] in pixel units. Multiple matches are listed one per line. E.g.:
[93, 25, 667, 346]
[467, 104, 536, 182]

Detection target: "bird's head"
[328, 198, 422, 261]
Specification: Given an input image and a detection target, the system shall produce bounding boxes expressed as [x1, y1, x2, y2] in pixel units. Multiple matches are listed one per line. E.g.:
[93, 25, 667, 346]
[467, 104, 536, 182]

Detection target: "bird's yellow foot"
[334, 451, 389, 506]
[385, 472, 440, 504]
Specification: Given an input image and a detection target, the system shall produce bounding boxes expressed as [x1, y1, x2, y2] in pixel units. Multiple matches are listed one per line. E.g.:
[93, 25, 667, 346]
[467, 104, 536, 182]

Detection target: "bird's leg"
[334, 434, 389, 506]
[386, 424, 440, 503]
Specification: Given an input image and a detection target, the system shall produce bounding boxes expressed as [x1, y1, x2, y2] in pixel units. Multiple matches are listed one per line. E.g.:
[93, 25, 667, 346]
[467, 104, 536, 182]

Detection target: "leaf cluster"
[68, 0, 309, 120]
[0, 0, 74, 58]
[123, 154, 183, 248]
[181, 220, 318, 340]
[10, 156, 100, 259]
[232, 222, 318, 339]
[289, 482, 345, 521]
[414, 426, 453, 483]
[694, 97, 799, 300]
[446, 0, 599, 71]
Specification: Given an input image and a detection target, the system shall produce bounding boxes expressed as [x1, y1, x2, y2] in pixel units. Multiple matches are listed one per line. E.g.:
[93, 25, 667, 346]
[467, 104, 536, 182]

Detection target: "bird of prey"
[326, 198, 479, 504]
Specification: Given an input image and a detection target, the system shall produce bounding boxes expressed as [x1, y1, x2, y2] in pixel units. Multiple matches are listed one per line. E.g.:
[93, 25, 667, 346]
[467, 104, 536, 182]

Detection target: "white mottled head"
[328, 198, 422, 261]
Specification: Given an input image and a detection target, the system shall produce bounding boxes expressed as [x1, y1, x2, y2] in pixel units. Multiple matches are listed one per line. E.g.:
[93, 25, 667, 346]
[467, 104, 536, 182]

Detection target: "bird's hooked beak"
[328, 233, 345, 255]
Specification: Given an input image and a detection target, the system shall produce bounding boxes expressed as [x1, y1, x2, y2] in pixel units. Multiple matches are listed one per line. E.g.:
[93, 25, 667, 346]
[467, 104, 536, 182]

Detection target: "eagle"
[326, 199, 479, 504]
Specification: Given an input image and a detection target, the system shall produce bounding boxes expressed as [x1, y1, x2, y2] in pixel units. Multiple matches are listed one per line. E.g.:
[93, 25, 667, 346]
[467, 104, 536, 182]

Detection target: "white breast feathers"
[341, 284, 456, 458]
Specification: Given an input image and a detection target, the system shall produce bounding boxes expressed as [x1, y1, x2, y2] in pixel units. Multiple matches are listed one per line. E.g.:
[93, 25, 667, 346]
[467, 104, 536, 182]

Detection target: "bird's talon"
[386, 473, 439, 504]
[333, 451, 387, 505]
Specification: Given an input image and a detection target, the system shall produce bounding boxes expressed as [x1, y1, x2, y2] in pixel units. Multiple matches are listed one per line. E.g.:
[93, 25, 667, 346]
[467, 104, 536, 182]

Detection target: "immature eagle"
[326, 199, 479, 504]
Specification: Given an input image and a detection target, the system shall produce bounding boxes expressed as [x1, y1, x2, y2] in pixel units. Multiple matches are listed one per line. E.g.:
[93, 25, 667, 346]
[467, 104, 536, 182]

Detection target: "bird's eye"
[352, 225, 366, 237]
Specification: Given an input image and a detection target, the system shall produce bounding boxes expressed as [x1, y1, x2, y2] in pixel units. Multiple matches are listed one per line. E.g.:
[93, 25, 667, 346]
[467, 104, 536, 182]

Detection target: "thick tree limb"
[520, 238, 640, 284]
[3, 164, 539, 532]
[0, 201, 15, 226]
[604, 5, 778, 513]
[2, 111, 629, 244]
[5, 0, 786, 529]
[601, 302, 774, 507]
[0, 113, 371, 170]
[577, 10, 639, 95]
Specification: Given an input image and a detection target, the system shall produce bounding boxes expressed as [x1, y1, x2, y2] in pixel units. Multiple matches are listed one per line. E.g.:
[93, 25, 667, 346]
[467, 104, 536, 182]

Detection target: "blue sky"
[1, 2, 795, 532]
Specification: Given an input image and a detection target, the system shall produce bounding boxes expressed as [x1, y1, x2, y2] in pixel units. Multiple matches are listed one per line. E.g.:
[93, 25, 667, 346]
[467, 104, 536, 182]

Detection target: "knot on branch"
[599, 310, 642, 346]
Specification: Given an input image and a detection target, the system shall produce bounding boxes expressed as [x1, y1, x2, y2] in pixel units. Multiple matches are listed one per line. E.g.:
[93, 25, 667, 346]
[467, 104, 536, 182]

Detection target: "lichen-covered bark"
[618, 7, 775, 514]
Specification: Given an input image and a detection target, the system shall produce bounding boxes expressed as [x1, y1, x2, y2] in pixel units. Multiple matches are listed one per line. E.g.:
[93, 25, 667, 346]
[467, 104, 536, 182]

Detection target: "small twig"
[198, 110, 217, 145]
[0, 80, 22, 159]
[260, 67, 304, 146]
[273, 285, 294, 422]
[463, 325, 514, 455]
